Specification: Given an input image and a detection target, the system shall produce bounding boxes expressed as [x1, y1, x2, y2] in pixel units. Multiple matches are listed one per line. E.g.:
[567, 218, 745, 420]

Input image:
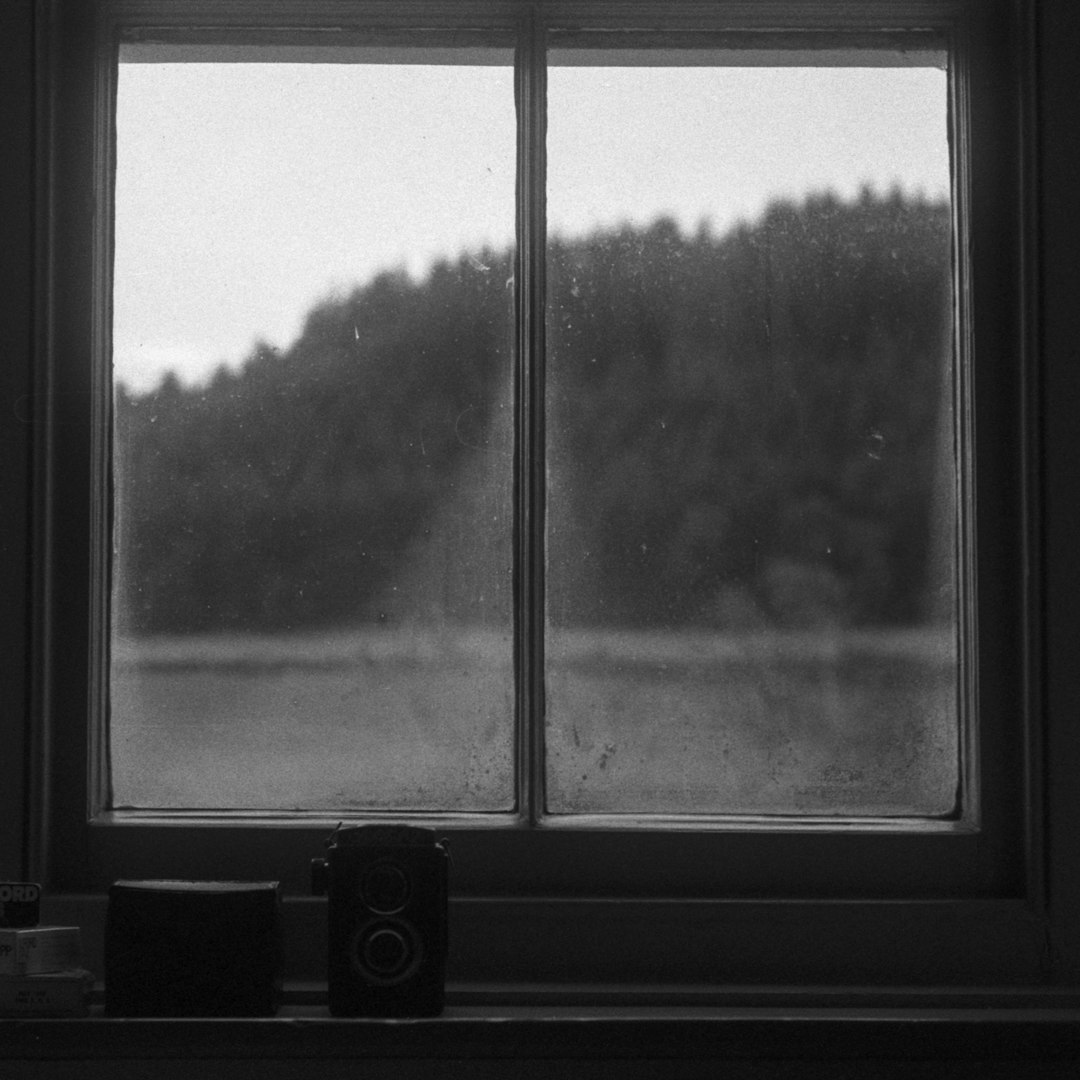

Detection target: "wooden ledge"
[4, 1004, 1080, 1064]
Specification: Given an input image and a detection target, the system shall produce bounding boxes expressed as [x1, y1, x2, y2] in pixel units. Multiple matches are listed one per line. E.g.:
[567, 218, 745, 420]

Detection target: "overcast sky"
[113, 60, 949, 392]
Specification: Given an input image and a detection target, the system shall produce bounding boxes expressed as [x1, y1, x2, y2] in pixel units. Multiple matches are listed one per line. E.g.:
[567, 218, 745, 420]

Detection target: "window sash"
[105, 21, 965, 827]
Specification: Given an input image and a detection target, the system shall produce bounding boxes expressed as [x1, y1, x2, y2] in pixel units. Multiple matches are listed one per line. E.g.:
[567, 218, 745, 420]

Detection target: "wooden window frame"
[13, 0, 1066, 999]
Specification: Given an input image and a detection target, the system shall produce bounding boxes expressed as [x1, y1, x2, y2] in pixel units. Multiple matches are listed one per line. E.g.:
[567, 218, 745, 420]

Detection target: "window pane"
[546, 60, 957, 815]
[111, 54, 516, 810]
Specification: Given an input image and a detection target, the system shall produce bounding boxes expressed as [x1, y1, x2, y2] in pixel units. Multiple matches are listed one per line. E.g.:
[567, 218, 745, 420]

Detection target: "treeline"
[114, 188, 952, 635]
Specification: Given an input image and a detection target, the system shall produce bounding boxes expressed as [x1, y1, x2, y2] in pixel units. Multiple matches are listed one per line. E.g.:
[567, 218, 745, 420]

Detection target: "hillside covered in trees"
[113, 188, 953, 636]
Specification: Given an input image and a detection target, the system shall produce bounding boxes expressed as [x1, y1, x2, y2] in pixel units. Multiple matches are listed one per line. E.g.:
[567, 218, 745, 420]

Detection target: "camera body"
[311, 825, 449, 1017]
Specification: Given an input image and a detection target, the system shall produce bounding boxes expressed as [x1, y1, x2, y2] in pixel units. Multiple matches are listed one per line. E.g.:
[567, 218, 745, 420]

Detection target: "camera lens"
[361, 862, 410, 914]
[350, 919, 424, 985]
[362, 927, 411, 976]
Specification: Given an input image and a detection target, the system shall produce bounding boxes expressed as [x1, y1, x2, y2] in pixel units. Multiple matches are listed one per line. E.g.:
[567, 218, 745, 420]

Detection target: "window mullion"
[514, 10, 547, 826]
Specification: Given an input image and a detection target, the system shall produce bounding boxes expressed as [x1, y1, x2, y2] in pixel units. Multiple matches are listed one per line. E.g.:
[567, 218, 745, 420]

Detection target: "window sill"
[4, 995, 1080, 1070]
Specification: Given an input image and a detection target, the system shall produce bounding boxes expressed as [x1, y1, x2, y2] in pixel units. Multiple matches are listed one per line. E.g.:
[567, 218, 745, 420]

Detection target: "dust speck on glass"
[110, 45, 956, 816]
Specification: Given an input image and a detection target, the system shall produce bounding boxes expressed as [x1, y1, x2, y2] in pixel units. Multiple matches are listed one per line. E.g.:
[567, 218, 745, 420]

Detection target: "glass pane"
[111, 53, 516, 810]
[546, 59, 957, 815]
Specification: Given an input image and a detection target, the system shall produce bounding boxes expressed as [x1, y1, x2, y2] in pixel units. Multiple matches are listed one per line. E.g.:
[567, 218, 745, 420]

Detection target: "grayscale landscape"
[111, 62, 956, 817]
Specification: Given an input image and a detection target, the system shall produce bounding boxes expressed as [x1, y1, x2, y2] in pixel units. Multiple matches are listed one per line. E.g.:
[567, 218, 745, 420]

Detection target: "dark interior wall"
[1038, 0, 1080, 977]
[1, 0, 1080, 1074]
[0, 0, 34, 886]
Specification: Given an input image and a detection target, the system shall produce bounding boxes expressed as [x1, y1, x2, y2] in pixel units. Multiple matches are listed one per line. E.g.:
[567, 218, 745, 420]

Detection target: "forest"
[113, 187, 953, 637]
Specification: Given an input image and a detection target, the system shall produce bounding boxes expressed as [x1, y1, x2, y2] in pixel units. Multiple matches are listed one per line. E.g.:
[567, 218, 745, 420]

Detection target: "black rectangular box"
[0, 882, 41, 928]
[105, 880, 281, 1017]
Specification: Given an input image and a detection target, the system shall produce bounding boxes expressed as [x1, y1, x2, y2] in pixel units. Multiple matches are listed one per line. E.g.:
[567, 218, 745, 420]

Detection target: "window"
[544, 53, 956, 819]
[110, 47, 519, 813]
[110, 43, 957, 822]
[23, 0, 1057, 995]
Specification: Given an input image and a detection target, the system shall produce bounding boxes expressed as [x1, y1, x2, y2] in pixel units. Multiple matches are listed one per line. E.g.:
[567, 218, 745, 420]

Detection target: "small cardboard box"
[0, 882, 41, 928]
[0, 968, 94, 1017]
[0, 926, 82, 976]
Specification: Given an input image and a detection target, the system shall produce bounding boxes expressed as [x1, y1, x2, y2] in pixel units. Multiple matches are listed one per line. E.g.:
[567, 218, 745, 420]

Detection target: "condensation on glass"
[110, 46, 516, 810]
[111, 43, 959, 820]
[545, 51, 958, 815]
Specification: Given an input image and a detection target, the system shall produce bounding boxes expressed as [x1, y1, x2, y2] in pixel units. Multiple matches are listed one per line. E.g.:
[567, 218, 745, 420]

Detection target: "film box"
[0, 926, 82, 976]
[0, 882, 41, 928]
[0, 968, 94, 1017]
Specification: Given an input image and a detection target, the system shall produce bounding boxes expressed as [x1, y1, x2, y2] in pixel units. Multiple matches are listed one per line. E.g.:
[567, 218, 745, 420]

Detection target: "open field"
[110, 626, 957, 816]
